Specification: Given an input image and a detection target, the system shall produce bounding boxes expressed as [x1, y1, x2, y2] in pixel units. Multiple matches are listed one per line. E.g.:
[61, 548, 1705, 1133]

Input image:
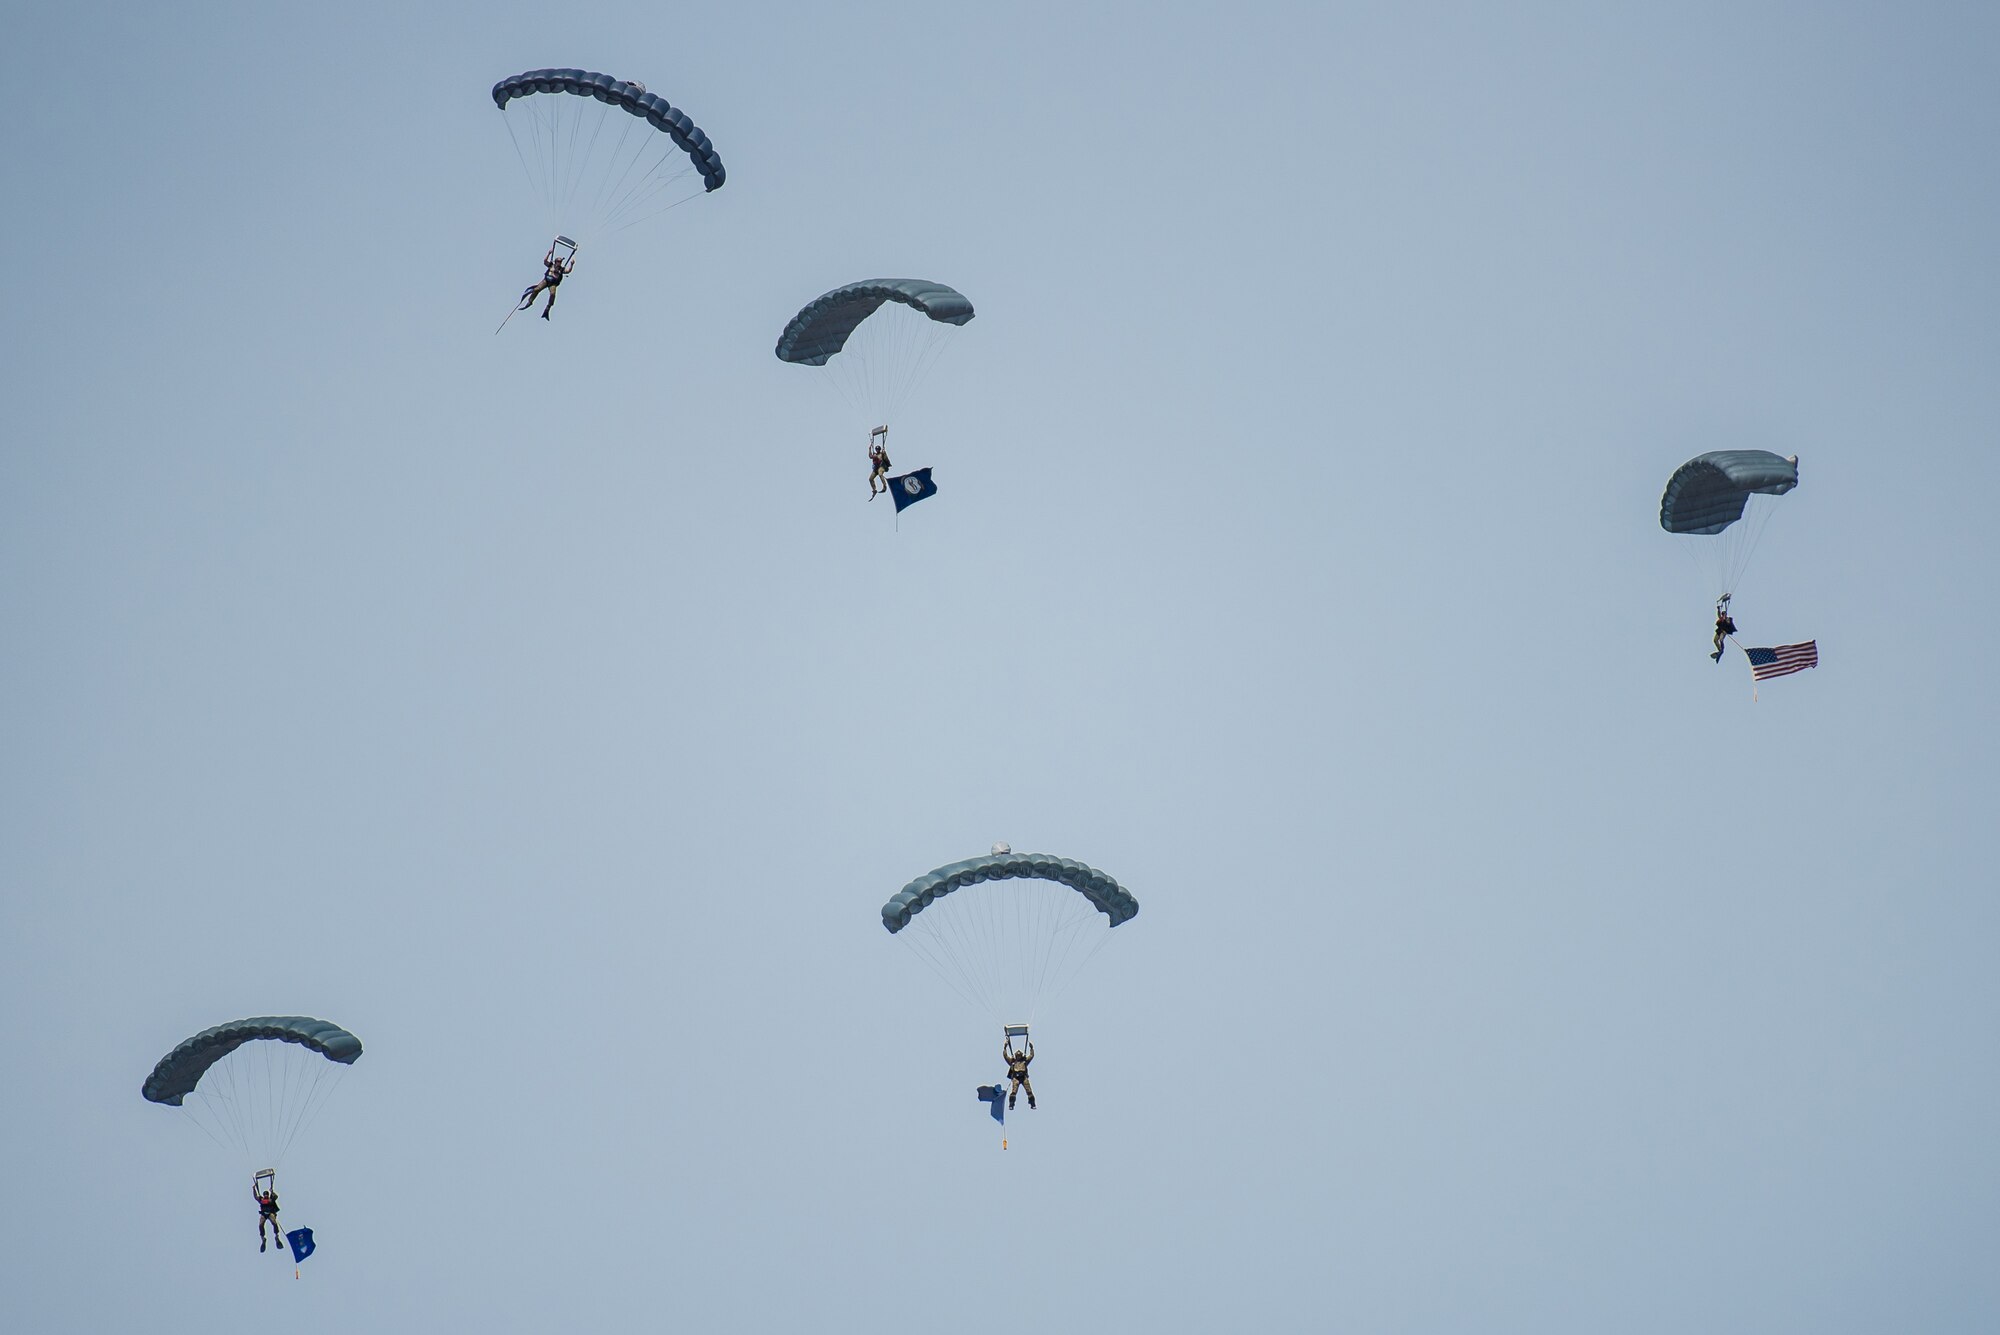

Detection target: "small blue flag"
[976, 1081, 1006, 1125]
[888, 468, 937, 513]
[286, 1227, 316, 1263]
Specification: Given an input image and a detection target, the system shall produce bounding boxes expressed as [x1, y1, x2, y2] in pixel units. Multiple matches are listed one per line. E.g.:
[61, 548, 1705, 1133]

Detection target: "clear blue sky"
[4, 3, 1998, 1331]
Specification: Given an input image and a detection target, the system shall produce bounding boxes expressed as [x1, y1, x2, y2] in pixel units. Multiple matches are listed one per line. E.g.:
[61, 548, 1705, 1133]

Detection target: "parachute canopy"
[882, 852, 1136, 1031]
[143, 1016, 362, 1106]
[775, 280, 974, 366]
[493, 68, 724, 243]
[882, 851, 1137, 934]
[1659, 451, 1798, 535]
[144, 1017, 362, 1169]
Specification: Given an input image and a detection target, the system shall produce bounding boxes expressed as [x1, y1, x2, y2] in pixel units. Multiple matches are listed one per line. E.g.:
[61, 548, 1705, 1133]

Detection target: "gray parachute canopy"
[775, 280, 974, 366]
[491, 69, 725, 191]
[881, 852, 1138, 934]
[142, 1016, 363, 1107]
[1659, 451, 1799, 534]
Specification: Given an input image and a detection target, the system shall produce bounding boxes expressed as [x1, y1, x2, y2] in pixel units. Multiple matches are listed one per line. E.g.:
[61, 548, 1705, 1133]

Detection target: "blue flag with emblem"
[976, 1080, 1006, 1125]
[888, 468, 937, 513]
[286, 1227, 316, 1263]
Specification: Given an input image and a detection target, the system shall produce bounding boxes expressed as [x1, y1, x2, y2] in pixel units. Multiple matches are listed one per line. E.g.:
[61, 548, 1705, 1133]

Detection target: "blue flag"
[888, 468, 937, 513]
[976, 1081, 1006, 1125]
[286, 1227, 316, 1263]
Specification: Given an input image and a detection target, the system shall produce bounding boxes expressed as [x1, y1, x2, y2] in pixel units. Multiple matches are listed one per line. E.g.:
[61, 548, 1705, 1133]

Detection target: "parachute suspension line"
[915, 319, 959, 417]
[963, 879, 1010, 1019]
[602, 156, 698, 233]
[178, 1103, 234, 1158]
[220, 1042, 249, 1156]
[1027, 894, 1109, 1028]
[557, 97, 593, 219]
[864, 321, 887, 422]
[816, 310, 961, 435]
[1021, 879, 1049, 1024]
[1026, 890, 1066, 1021]
[207, 1042, 249, 1155]
[584, 106, 636, 222]
[269, 1046, 318, 1165]
[269, 1040, 292, 1143]
[586, 107, 644, 225]
[894, 872, 1124, 1043]
[1726, 495, 1782, 600]
[601, 139, 684, 219]
[505, 107, 549, 233]
[530, 97, 562, 237]
[248, 1040, 275, 1159]
[1027, 881, 1065, 1022]
[1017, 882, 1060, 1016]
[1677, 539, 1707, 596]
[541, 95, 577, 223]
[166, 1038, 354, 1168]
[607, 185, 701, 235]
[822, 325, 874, 424]
[256, 1039, 284, 1159]
[1057, 917, 1115, 1019]
[225, 1047, 256, 1153]
[876, 311, 907, 416]
[502, 116, 545, 233]
[888, 320, 956, 421]
[912, 879, 1024, 1027]
[903, 916, 996, 1024]
[873, 307, 921, 422]
[541, 98, 570, 234]
[1009, 874, 1029, 1016]
[268, 1039, 304, 1155]
[566, 101, 618, 223]
[869, 310, 907, 422]
[274, 1062, 347, 1168]
[591, 114, 662, 235]
[1027, 883, 1052, 1014]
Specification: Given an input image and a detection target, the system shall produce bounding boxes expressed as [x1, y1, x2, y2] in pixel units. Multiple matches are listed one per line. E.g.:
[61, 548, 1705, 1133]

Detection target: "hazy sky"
[4, 3, 1998, 1331]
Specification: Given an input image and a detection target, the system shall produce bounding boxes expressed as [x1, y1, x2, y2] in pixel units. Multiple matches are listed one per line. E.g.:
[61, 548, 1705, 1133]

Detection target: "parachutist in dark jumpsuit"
[1003, 1037, 1035, 1110]
[518, 246, 575, 320]
[867, 427, 891, 499]
[1711, 596, 1737, 663]
[254, 1181, 282, 1253]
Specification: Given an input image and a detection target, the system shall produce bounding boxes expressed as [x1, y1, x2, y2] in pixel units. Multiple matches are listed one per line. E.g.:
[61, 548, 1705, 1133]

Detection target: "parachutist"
[1003, 1036, 1036, 1110]
[868, 427, 891, 499]
[145, 1018, 362, 1244]
[254, 1173, 281, 1253]
[1659, 453, 1797, 668]
[518, 243, 575, 321]
[882, 855, 1133, 1106]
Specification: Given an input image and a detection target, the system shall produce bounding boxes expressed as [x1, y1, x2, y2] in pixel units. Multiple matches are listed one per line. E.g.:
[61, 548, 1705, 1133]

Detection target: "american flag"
[1744, 641, 1818, 681]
